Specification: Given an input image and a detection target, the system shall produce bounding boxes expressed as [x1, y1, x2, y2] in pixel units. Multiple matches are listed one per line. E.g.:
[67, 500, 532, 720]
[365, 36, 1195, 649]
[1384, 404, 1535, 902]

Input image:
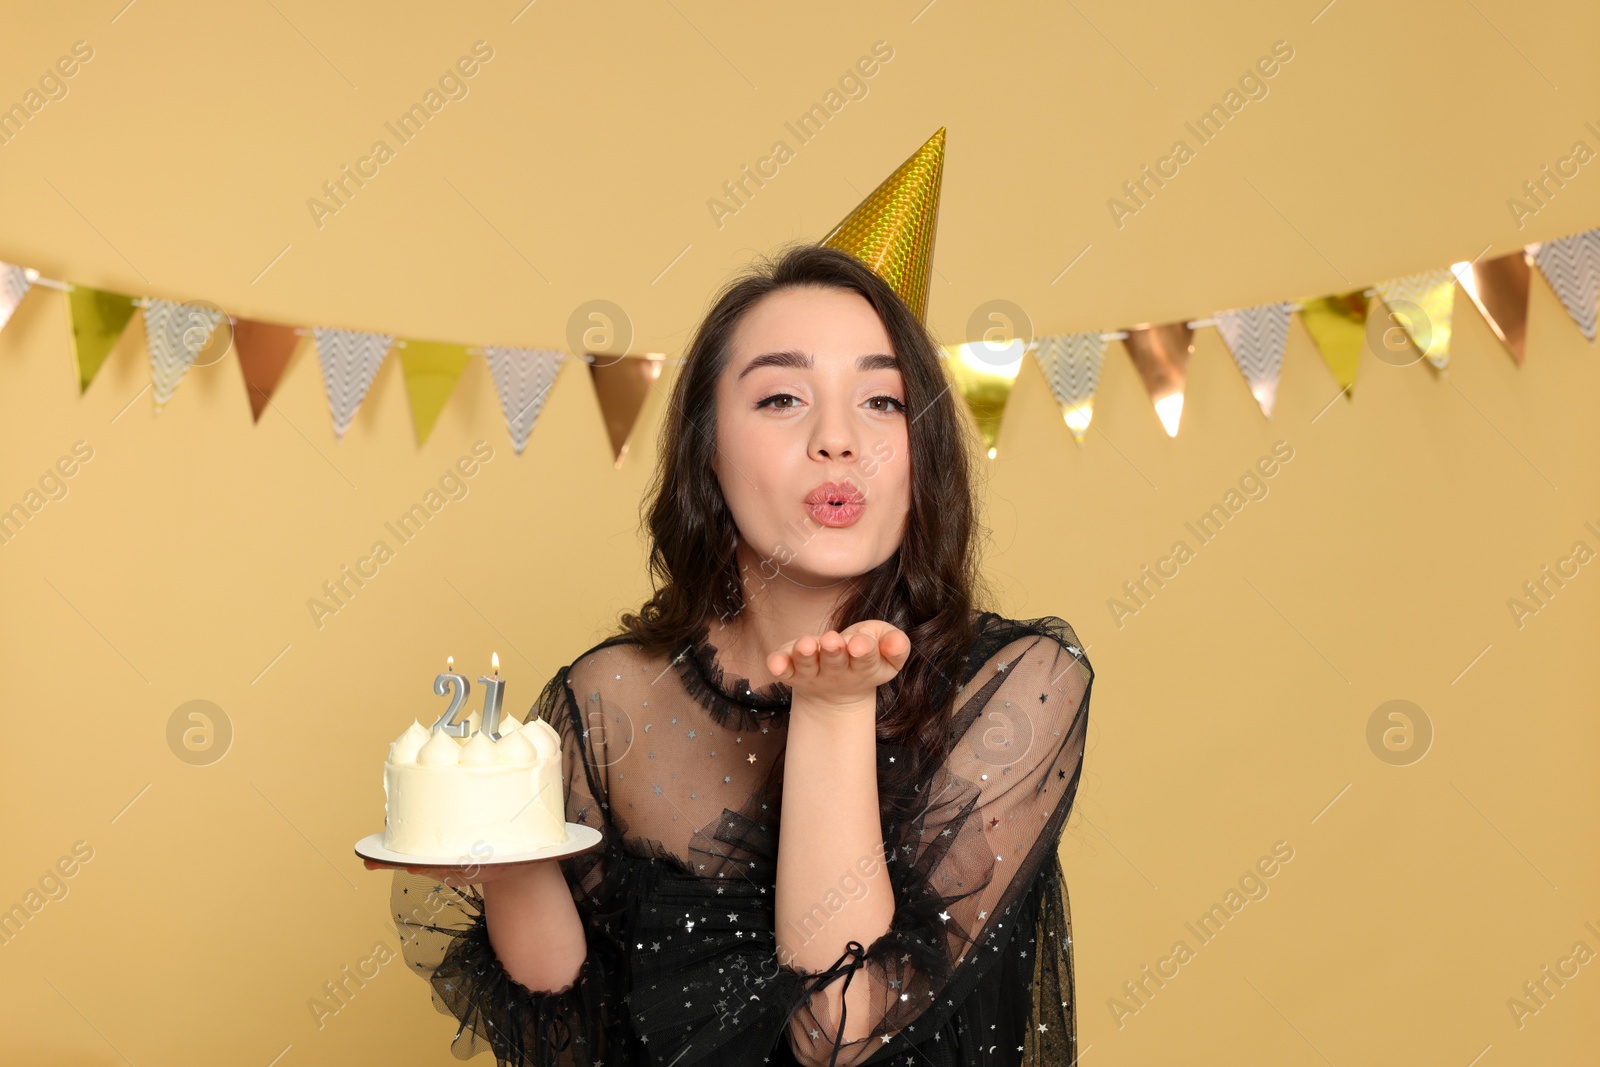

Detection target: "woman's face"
[712, 285, 912, 589]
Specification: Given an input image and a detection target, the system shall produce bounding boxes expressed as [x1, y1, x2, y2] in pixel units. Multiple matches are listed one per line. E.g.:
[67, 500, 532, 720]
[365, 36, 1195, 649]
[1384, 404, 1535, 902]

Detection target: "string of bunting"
[0, 220, 1595, 464]
[954, 224, 1600, 456]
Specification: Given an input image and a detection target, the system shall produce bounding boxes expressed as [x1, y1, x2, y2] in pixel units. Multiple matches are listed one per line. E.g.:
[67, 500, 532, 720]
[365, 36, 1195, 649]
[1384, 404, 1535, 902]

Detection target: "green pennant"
[68, 285, 139, 394]
[398, 339, 473, 446]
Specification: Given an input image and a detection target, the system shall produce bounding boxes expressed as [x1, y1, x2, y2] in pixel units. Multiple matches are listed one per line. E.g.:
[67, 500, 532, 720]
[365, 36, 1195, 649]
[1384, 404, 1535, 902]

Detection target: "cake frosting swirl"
[381, 710, 566, 858]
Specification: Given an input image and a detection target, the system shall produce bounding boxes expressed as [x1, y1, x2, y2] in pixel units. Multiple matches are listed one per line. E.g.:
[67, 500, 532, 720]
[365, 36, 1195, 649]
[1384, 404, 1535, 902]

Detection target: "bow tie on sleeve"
[789, 939, 868, 1067]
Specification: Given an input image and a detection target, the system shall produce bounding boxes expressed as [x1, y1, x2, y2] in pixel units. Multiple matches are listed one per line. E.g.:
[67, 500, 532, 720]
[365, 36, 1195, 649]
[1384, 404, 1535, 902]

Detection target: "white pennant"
[314, 327, 394, 439]
[145, 297, 225, 411]
[1029, 333, 1107, 445]
[484, 346, 566, 455]
[1531, 228, 1600, 343]
[1212, 302, 1294, 419]
[0, 262, 35, 335]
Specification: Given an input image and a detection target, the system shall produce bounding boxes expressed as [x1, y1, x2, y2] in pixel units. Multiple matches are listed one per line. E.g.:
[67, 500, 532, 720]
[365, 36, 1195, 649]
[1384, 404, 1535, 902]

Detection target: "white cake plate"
[355, 823, 602, 868]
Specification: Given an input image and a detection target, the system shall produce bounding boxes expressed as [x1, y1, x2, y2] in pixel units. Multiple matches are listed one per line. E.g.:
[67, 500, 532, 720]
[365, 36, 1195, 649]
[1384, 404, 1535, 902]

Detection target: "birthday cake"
[382, 706, 568, 859]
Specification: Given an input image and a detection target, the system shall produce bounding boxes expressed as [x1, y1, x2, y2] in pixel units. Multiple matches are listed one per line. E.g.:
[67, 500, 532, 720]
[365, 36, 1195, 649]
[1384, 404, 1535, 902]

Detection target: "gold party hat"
[820, 126, 945, 323]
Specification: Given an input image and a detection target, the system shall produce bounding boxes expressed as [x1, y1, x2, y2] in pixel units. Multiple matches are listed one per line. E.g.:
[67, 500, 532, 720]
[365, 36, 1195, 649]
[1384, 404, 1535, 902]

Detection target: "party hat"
[819, 126, 945, 323]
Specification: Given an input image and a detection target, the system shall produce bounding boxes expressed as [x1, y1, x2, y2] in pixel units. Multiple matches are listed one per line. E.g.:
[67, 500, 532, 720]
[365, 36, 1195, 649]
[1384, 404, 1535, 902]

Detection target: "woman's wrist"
[481, 859, 586, 994]
[790, 691, 876, 722]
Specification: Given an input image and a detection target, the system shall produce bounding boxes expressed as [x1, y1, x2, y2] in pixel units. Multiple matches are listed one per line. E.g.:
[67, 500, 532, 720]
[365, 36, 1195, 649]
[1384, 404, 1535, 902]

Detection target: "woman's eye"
[755, 394, 905, 413]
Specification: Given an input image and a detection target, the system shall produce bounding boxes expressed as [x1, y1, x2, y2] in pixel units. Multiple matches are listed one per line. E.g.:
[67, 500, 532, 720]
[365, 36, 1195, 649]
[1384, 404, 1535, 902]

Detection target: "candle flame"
[492, 651, 500, 673]
[447, 655, 454, 670]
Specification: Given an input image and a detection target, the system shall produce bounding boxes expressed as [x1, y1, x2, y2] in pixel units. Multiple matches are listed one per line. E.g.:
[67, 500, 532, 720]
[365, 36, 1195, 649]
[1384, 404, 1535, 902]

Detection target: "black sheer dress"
[389, 612, 1092, 1066]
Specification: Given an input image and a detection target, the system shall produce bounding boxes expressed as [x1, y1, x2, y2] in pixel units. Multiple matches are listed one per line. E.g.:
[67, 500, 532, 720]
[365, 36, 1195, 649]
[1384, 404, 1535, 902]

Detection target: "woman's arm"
[774, 692, 896, 1055]
[771, 618, 1092, 1067]
[482, 861, 588, 993]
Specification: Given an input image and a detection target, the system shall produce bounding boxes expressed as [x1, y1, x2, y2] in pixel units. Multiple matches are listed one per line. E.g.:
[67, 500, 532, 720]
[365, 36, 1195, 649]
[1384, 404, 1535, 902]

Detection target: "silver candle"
[432, 655, 473, 737]
[480, 651, 507, 739]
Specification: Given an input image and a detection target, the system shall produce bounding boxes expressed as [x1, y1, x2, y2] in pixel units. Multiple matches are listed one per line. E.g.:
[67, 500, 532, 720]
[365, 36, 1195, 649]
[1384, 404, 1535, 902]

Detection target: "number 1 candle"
[480, 651, 507, 739]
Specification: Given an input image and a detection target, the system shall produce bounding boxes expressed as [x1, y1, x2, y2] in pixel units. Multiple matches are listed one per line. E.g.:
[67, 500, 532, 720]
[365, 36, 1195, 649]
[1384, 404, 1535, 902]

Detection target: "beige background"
[1, 1, 1597, 1064]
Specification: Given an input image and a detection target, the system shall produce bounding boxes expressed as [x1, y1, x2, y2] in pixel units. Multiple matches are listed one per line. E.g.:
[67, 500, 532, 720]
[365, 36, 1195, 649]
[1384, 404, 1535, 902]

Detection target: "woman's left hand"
[767, 620, 911, 709]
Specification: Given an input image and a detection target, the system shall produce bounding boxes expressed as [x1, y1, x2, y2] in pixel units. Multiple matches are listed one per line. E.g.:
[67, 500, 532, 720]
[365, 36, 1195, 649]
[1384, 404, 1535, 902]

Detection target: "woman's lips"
[805, 500, 865, 527]
[804, 480, 866, 527]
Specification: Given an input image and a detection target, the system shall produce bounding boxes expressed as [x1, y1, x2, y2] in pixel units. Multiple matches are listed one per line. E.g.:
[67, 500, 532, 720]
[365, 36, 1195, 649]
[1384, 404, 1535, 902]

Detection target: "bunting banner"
[0, 262, 33, 334]
[1458, 251, 1532, 364]
[1029, 333, 1107, 446]
[66, 284, 138, 395]
[1123, 321, 1195, 437]
[589, 353, 663, 467]
[1296, 289, 1370, 397]
[1373, 267, 1457, 370]
[485, 346, 565, 455]
[314, 327, 393, 440]
[944, 339, 1025, 458]
[1213, 301, 1294, 420]
[397, 339, 473, 447]
[1532, 227, 1600, 342]
[145, 297, 226, 411]
[233, 317, 303, 423]
[1, 221, 1597, 455]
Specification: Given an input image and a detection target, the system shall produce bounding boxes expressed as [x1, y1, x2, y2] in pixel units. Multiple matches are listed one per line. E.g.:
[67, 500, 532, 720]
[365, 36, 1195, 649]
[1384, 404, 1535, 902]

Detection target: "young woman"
[371, 243, 1093, 1067]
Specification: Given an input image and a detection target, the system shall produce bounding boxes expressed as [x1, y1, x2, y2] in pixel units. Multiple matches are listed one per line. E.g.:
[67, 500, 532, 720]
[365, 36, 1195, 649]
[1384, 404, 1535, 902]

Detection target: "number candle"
[432, 654, 473, 737]
[480, 651, 507, 739]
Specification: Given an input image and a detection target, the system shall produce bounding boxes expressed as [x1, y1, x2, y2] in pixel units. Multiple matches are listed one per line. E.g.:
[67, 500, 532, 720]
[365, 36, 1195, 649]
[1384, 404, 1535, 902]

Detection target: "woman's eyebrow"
[736, 350, 899, 380]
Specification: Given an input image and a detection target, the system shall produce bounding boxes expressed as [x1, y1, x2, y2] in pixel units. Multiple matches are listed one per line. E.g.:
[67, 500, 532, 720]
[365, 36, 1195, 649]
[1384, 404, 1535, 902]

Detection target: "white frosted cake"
[382, 708, 567, 858]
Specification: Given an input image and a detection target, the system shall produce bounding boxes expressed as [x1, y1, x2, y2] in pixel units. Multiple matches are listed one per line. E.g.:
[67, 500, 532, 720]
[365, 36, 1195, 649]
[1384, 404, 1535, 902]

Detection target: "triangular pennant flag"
[67, 284, 138, 395]
[145, 298, 225, 411]
[1457, 250, 1532, 364]
[944, 340, 1025, 458]
[313, 327, 393, 439]
[1531, 227, 1600, 342]
[1029, 333, 1108, 446]
[1297, 290, 1369, 396]
[1212, 302, 1293, 419]
[589, 353, 662, 467]
[484, 346, 565, 455]
[0, 262, 36, 335]
[1122, 321, 1194, 437]
[397, 339, 473, 447]
[1374, 268, 1456, 369]
[233, 318, 303, 423]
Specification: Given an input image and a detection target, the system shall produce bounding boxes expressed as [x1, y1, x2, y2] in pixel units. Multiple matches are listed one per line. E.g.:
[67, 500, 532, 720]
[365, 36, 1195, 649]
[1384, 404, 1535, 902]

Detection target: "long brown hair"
[617, 242, 996, 770]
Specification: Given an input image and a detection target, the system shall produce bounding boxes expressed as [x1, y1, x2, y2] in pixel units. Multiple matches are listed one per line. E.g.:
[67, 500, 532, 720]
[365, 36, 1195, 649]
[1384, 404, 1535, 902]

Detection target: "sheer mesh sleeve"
[389, 662, 635, 1067]
[778, 616, 1092, 1067]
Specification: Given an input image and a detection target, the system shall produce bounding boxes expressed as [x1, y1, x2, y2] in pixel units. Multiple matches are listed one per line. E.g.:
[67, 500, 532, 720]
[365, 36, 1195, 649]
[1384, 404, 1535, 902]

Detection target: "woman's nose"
[810, 428, 855, 460]
[808, 399, 860, 461]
